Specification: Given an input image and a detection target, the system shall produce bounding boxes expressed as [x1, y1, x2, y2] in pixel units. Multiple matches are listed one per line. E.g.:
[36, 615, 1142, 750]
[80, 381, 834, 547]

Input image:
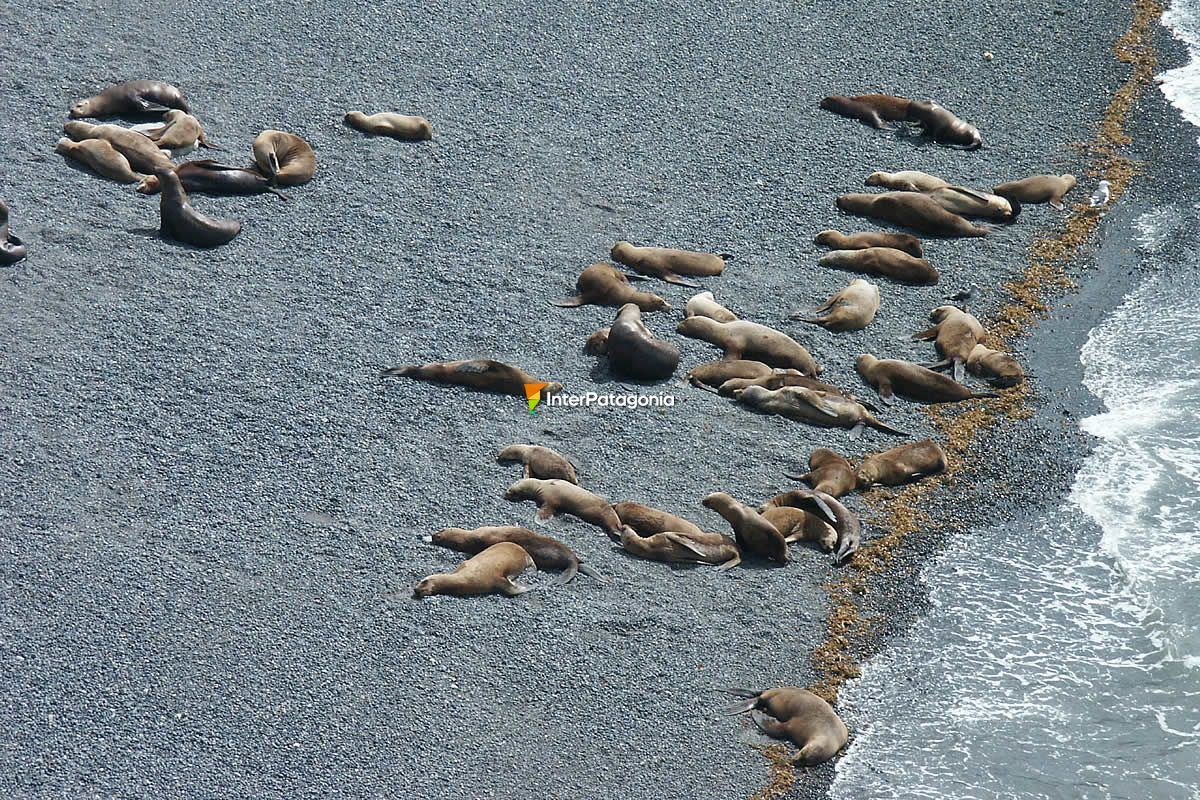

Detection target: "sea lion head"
[503, 478, 540, 501]
[929, 306, 957, 323]
[68, 100, 94, 118]
[344, 111, 367, 126]
[610, 241, 635, 261]
[732, 385, 771, 406]
[676, 315, 721, 339]
[812, 229, 839, 247]
[864, 172, 887, 187]
[701, 491, 733, 511]
[53, 137, 74, 155]
[496, 445, 528, 463]
[854, 354, 878, 374]
[62, 120, 94, 140]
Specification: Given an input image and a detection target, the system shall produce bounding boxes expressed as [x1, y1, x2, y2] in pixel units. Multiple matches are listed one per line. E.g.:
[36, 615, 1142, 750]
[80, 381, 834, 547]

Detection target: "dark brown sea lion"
[253, 130, 316, 186]
[412, 541, 535, 599]
[792, 278, 880, 331]
[780, 448, 857, 498]
[818, 247, 939, 285]
[497, 444, 578, 484]
[380, 359, 562, 398]
[760, 506, 836, 551]
[967, 343, 1025, 387]
[63, 121, 174, 174]
[156, 168, 242, 248]
[760, 488, 860, 564]
[504, 478, 628, 538]
[702, 492, 789, 563]
[818, 95, 887, 129]
[836, 192, 990, 238]
[925, 186, 1019, 221]
[911, 305, 987, 381]
[909, 100, 983, 149]
[429, 526, 602, 584]
[849, 93, 915, 121]
[69, 80, 189, 118]
[605, 303, 680, 380]
[552, 262, 669, 311]
[685, 290, 737, 322]
[612, 501, 705, 537]
[344, 111, 433, 141]
[0, 199, 28, 264]
[734, 385, 907, 438]
[855, 354, 999, 404]
[617, 528, 741, 570]
[686, 359, 775, 392]
[813, 229, 924, 258]
[136, 160, 288, 198]
[864, 170, 950, 192]
[992, 174, 1077, 210]
[856, 439, 947, 488]
[722, 687, 849, 765]
[55, 137, 144, 183]
[676, 317, 821, 375]
[610, 241, 728, 287]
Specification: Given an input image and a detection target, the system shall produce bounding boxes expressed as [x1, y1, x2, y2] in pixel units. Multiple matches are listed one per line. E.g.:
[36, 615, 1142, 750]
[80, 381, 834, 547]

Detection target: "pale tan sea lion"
[792, 278, 880, 331]
[702, 492, 788, 563]
[925, 186, 1019, 221]
[779, 447, 858, 498]
[908, 100, 983, 149]
[584, 327, 610, 355]
[813, 229, 924, 258]
[612, 501, 705, 537]
[993, 174, 1077, 210]
[344, 111, 433, 141]
[62, 121, 174, 174]
[253, 129, 316, 186]
[497, 444, 579, 484]
[55, 137, 145, 183]
[380, 359, 562, 398]
[610, 241, 728, 287]
[760, 488, 861, 563]
[837, 192, 990, 237]
[69, 80, 189, 118]
[734, 385, 907, 438]
[156, 168, 242, 248]
[855, 354, 999, 404]
[413, 541, 535, 599]
[723, 688, 849, 765]
[504, 478, 627, 538]
[911, 305, 987, 381]
[685, 290, 737, 322]
[864, 170, 950, 192]
[605, 303, 679, 380]
[714, 373, 858, 401]
[552, 262, 669, 311]
[967, 343, 1026, 387]
[856, 439, 947, 488]
[818, 247, 939, 285]
[686, 359, 775, 392]
[135, 109, 219, 153]
[676, 317, 821, 375]
[617, 528, 741, 570]
[760, 507, 836, 551]
[429, 526, 602, 584]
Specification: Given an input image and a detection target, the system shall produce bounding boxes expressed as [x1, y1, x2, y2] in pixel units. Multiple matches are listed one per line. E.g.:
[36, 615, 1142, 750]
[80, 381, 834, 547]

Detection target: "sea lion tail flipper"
[834, 534, 858, 565]
[878, 384, 896, 406]
[502, 579, 535, 597]
[534, 506, 555, 523]
[911, 326, 939, 341]
[953, 360, 966, 382]
[621, 271, 649, 282]
[848, 422, 865, 439]
[783, 471, 812, 482]
[790, 314, 824, 326]
[550, 296, 585, 308]
[720, 687, 761, 699]
[379, 364, 417, 378]
[868, 417, 909, 437]
[662, 272, 701, 288]
[751, 711, 788, 739]
[578, 562, 607, 583]
[1050, 199, 1066, 211]
[552, 562, 578, 586]
[720, 696, 759, 715]
[198, 133, 224, 150]
[717, 551, 742, 572]
[920, 359, 951, 371]
[689, 377, 720, 394]
[267, 186, 291, 201]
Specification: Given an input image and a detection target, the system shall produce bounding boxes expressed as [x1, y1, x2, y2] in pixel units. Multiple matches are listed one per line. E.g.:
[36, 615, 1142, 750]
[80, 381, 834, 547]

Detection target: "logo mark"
[524, 382, 550, 414]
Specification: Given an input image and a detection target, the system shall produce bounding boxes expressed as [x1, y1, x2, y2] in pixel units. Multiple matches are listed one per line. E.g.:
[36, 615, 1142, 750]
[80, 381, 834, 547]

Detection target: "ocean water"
[828, 6, 1200, 798]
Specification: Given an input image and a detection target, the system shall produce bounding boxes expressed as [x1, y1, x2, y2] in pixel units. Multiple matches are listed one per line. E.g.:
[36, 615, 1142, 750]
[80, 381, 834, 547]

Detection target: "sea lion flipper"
[717, 552, 742, 571]
[550, 296, 585, 307]
[689, 378, 720, 394]
[806, 493, 837, 525]
[621, 271, 649, 282]
[953, 360, 966, 382]
[380, 365, 416, 378]
[751, 711, 788, 739]
[720, 696, 760, 715]
[720, 687, 761, 699]
[267, 186, 291, 201]
[553, 562, 578, 585]
[578, 562, 607, 583]
[812, 398, 841, 418]
[137, 99, 171, 113]
[1050, 199, 1066, 211]
[501, 579, 534, 596]
[662, 532, 713, 560]
[911, 326, 938, 341]
[848, 422, 865, 439]
[783, 471, 812, 482]
[972, 391, 1002, 399]
[662, 272, 701, 288]
[534, 506, 555, 523]
[945, 186, 990, 203]
[868, 417, 909, 437]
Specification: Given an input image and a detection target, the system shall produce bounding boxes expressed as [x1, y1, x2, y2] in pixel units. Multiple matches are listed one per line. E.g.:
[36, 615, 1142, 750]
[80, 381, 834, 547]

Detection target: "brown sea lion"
[686, 359, 775, 392]
[734, 385, 907, 438]
[0, 199, 27, 264]
[69, 80, 189, 118]
[713, 373, 858, 401]
[837, 192, 989, 237]
[584, 327, 610, 355]
[380, 359, 562, 398]
[676, 317, 821, 375]
[909, 100, 983, 149]
[722, 687, 849, 765]
[760, 507, 836, 551]
[552, 262, 668, 311]
[412, 541, 535, 599]
[702, 492, 788, 563]
[617, 528, 741, 570]
[685, 290, 737, 322]
[760, 488, 861, 564]
[605, 303, 680, 380]
[864, 170, 950, 192]
[856, 439, 947, 488]
[813, 229, 924, 258]
[55, 137, 145, 183]
[850, 94, 915, 121]
[925, 186, 1019, 221]
[911, 305, 987, 381]
[780, 448, 858, 498]
[504, 478, 628, 538]
[344, 111, 433, 141]
[62, 121, 174, 174]
[818, 95, 887, 129]
[818, 247, 939, 285]
[792, 278, 880, 331]
[612, 501, 706, 537]
[967, 343, 1025, 387]
[429, 526, 602, 584]
[134, 110, 219, 153]
[610, 241, 728, 287]
[136, 160, 288, 199]
[497, 444, 578, 484]
[992, 174, 1077, 210]
[855, 354, 999, 404]
[252, 130, 316, 186]
[156, 168, 242, 248]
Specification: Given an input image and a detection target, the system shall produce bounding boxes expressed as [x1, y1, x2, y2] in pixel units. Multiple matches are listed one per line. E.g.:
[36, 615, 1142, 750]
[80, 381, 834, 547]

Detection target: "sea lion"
[497, 444, 579, 484]
[792, 278, 880, 331]
[759, 488, 861, 564]
[552, 262, 668, 311]
[713, 373, 857, 401]
[856, 439, 947, 488]
[156, 168, 242, 248]
[849, 93, 915, 121]
[925, 186, 1019, 221]
[864, 170, 950, 192]
[685, 290, 737, 322]
[818, 247, 939, 285]
[855, 354, 999, 404]
[734, 385, 907, 438]
[135, 160, 288, 199]
[0, 199, 27, 264]
[992, 174, 1077, 210]
[908, 100, 983, 149]
[429, 526, 602, 584]
[612, 501, 706, 537]
[69, 80, 189, 118]
[617, 528, 741, 570]
[813, 229, 923, 258]
[412, 541, 535, 599]
[610, 241, 728, 287]
[676, 317, 821, 375]
[702, 492, 788, 563]
[584, 327, 610, 355]
[134, 110, 219, 154]
[780, 447, 858, 498]
[380, 359, 562, 398]
[252, 130, 316, 186]
[760, 507, 836, 551]
[837, 192, 989, 238]
[686, 359, 775, 392]
[344, 111, 433, 141]
[605, 303, 680, 380]
[818, 95, 887, 129]
[504, 478, 628, 538]
[911, 305, 987, 381]
[967, 343, 1025, 387]
[62, 121, 174, 174]
[55, 137, 145, 183]
[722, 687, 849, 765]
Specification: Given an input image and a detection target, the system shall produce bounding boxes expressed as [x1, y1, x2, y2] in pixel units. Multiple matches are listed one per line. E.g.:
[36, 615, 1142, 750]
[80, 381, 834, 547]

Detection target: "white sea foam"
[1160, 0, 1200, 135]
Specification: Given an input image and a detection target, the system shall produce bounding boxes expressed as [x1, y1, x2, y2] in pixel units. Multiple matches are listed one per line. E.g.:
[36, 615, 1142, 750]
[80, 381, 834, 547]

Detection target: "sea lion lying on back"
[677, 317, 821, 375]
[780, 447, 857, 498]
[814, 229, 923, 258]
[967, 343, 1025, 387]
[864, 170, 950, 192]
[553, 262, 668, 311]
[925, 186, 1019, 221]
[856, 439, 947, 488]
[911, 305, 987, 381]
[497, 444, 578, 483]
[993, 174, 1077, 210]
[136, 160, 288, 199]
[722, 687, 849, 765]
[734, 385, 907, 438]
[604, 304, 679, 380]
[610, 241, 729, 287]
[504, 478, 629, 538]
[837, 192, 990, 237]
[69, 80, 189, 118]
[413, 541, 535, 599]
[430, 526, 602, 584]
[686, 291, 737, 322]
[792, 278, 879, 331]
[818, 247, 939, 285]
[855, 354, 998, 404]
[135, 110, 219, 154]
[381, 359, 562, 398]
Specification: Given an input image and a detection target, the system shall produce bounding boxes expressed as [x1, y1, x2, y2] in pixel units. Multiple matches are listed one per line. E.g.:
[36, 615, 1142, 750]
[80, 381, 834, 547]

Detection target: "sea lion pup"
[69, 80, 190, 118]
[156, 168, 242, 248]
[837, 192, 989, 238]
[552, 262, 668, 311]
[924, 186, 1020, 222]
[864, 170, 950, 193]
[617, 528, 742, 570]
[722, 687, 849, 765]
[676, 317, 821, 375]
[686, 359, 775, 392]
[605, 303, 680, 380]
[344, 111, 434, 141]
[612, 501, 705, 537]
[792, 278, 880, 331]
[760, 487, 861, 564]
[430, 526, 602, 584]
[760, 507, 836, 552]
[412, 541, 536, 599]
[911, 305, 987, 381]
[497, 444, 579, 484]
[136, 160, 288, 199]
[702, 492, 788, 563]
[967, 343, 1025, 387]
[908, 100, 983, 150]
[734, 385, 907, 438]
[584, 327, 610, 355]
[610, 241, 729, 287]
[134, 110, 219, 154]
[504, 478, 627, 538]
[855, 354, 998, 404]
[0, 199, 27, 264]
[992, 174, 1078, 210]
[818, 95, 887, 129]
[818, 247, 939, 285]
[252, 130, 316, 186]
[381, 359, 561, 398]
[813, 229, 924, 258]
[55, 137, 145, 184]
[856, 439, 948, 488]
[685, 290, 737, 322]
[62, 121, 174, 174]
[780, 447, 858, 498]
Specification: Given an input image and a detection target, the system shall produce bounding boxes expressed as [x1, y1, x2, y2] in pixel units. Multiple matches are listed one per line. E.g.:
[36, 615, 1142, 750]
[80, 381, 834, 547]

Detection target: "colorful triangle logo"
[524, 382, 550, 414]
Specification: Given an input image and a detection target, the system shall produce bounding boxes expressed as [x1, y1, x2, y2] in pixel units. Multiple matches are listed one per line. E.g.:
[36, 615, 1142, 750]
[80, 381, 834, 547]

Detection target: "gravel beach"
[0, 0, 1170, 797]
